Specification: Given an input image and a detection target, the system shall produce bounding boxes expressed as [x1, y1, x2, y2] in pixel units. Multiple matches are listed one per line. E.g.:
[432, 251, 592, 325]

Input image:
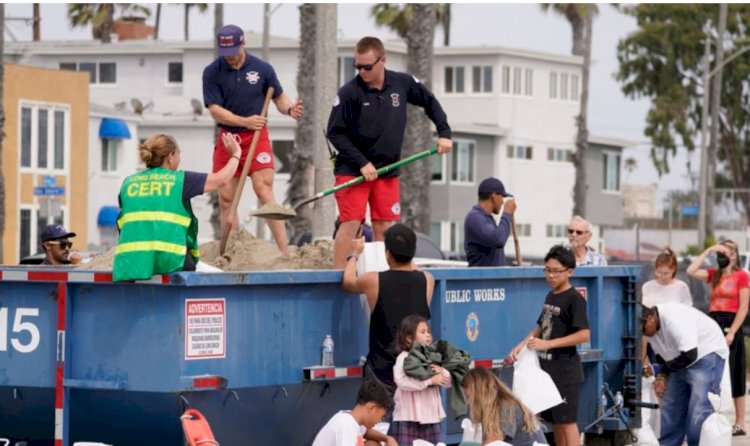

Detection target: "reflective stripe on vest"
[115, 240, 188, 256]
[118, 211, 191, 229]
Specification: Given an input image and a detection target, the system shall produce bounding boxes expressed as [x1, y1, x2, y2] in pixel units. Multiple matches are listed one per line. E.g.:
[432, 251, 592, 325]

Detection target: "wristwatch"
[346, 253, 359, 262]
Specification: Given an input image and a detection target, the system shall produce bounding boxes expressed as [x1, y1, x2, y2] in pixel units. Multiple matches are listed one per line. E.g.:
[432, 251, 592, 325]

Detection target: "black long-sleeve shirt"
[326, 69, 451, 178]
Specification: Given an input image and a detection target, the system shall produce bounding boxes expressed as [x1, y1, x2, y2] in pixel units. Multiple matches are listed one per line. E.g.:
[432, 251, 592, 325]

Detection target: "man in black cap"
[39, 224, 81, 265]
[203, 24, 303, 258]
[463, 177, 517, 267]
[342, 223, 434, 392]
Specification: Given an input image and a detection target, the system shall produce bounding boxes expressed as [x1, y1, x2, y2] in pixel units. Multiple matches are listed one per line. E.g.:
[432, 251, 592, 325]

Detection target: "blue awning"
[97, 206, 120, 227]
[99, 118, 131, 139]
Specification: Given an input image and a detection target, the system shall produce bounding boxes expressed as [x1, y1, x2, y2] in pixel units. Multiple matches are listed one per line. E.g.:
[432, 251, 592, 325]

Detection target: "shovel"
[252, 146, 440, 220]
[219, 87, 274, 255]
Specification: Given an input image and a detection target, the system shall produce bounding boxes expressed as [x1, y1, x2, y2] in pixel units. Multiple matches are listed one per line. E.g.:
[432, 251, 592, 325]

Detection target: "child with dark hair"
[506, 244, 590, 446]
[389, 315, 451, 445]
[312, 380, 397, 446]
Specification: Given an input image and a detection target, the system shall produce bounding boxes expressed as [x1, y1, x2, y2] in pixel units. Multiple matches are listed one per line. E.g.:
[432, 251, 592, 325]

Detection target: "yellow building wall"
[3, 64, 89, 263]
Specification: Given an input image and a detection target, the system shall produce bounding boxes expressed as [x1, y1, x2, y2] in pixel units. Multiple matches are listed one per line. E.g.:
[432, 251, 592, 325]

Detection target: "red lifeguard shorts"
[212, 127, 274, 176]
[334, 175, 401, 222]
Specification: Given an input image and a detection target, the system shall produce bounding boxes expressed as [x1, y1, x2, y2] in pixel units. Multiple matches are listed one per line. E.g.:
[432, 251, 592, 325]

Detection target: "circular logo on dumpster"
[466, 312, 479, 342]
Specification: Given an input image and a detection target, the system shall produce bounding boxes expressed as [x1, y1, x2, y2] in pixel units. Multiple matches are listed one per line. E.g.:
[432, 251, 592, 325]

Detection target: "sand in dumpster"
[76, 228, 333, 271]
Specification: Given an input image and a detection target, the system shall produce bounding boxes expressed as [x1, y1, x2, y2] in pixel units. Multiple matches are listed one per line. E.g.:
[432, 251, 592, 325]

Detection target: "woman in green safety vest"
[113, 133, 241, 281]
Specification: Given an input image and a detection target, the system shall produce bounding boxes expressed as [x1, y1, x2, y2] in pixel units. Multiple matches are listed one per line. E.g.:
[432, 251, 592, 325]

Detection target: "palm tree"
[0, 4, 6, 261]
[541, 4, 598, 218]
[154, 3, 161, 39]
[208, 3, 224, 240]
[183, 3, 208, 41]
[68, 3, 151, 43]
[370, 3, 451, 45]
[370, 3, 437, 233]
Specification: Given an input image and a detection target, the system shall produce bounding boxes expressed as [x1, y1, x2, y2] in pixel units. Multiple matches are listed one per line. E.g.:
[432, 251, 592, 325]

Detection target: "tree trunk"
[184, 4, 190, 41]
[32, 3, 40, 41]
[262, 3, 271, 61]
[208, 3, 224, 240]
[214, 3, 222, 36]
[0, 4, 6, 261]
[572, 12, 592, 217]
[154, 3, 161, 39]
[286, 4, 317, 242]
[442, 4, 451, 46]
[400, 4, 436, 234]
[568, 11, 585, 56]
[310, 4, 338, 239]
[706, 3, 727, 242]
[99, 4, 114, 43]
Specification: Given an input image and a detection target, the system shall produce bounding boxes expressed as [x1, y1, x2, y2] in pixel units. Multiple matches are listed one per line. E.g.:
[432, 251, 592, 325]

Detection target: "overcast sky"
[4, 3, 696, 197]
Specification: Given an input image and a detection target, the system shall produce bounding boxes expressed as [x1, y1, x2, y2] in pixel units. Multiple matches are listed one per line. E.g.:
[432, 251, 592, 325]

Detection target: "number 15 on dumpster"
[0, 307, 41, 353]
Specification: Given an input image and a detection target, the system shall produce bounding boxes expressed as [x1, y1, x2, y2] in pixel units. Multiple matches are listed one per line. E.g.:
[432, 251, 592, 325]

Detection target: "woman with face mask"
[687, 239, 749, 436]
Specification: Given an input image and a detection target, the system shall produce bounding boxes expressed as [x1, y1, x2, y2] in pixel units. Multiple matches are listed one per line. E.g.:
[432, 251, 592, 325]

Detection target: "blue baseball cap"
[41, 224, 76, 242]
[216, 24, 245, 57]
[478, 177, 511, 197]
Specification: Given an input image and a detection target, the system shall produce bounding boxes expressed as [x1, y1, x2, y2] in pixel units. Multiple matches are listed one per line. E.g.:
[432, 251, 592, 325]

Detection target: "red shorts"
[212, 128, 274, 176]
[334, 175, 401, 222]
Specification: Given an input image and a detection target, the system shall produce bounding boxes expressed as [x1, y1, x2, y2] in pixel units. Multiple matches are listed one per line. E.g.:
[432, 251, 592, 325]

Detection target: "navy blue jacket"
[464, 205, 512, 267]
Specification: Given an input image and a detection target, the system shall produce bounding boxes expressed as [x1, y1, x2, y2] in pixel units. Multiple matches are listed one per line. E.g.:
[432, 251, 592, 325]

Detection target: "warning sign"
[185, 298, 226, 360]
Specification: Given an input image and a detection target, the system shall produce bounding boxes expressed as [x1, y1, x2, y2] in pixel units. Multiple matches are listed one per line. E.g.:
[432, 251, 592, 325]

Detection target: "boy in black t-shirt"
[507, 244, 590, 446]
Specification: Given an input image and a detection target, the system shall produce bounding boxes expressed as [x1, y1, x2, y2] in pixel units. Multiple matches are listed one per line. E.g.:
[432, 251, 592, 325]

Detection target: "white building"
[5, 31, 628, 259]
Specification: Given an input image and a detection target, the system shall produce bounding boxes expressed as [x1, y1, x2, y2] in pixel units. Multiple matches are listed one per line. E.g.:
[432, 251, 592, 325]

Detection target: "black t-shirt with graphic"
[536, 287, 589, 356]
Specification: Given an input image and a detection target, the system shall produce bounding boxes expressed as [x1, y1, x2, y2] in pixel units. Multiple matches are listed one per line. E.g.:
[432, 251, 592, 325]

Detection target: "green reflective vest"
[113, 167, 200, 281]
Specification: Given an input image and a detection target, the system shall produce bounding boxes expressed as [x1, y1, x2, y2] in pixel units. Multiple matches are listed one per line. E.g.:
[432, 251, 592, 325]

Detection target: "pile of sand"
[76, 228, 333, 272]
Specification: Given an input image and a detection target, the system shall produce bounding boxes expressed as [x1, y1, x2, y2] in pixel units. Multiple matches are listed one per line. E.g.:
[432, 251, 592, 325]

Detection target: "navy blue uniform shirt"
[464, 205, 513, 267]
[326, 69, 451, 178]
[202, 52, 283, 133]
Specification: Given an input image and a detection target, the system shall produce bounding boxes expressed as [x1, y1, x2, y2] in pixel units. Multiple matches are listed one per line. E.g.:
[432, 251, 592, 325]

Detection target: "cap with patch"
[478, 177, 511, 197]
[41, 224, 76, 243]
[216, 24, 245, 57]
[384, 223, 416, 259]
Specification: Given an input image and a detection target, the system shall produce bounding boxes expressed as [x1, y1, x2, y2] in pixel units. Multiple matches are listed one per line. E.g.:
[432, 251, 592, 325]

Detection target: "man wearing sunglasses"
[567, 215, 607, 266]
[327, 36, 453, 269]
[40, 224, 81, 266]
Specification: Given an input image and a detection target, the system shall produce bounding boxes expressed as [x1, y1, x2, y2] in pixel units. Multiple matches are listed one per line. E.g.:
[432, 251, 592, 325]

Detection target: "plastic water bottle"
[598, 393, 607, 417]
[321, 335, 334, 367]
[614, 391, 624, 408]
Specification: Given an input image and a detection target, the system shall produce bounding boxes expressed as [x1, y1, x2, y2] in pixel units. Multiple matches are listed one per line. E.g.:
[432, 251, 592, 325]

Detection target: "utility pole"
[32, 3, 39, 41]
[698, 30, 710, 249]
[706, 3, 727, 246]
[262, 3, 270, 61]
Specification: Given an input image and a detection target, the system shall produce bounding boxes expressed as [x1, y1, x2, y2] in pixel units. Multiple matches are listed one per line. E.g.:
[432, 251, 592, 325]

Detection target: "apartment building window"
[430, 222, 442, 249]
[472, 66, 493, 93]
[549, 72, 558, 98]
[560, 73, 569, 100]
[20, 103, 69, 171]
[444, 66, 465, 93]
[524, 68, 533, 96]
[515, 223, 531, 237]
[512, 67, 522, 95]
[547, 148, 573, 162]
[507, 145, 533, 160]
[19, 206, 64, 260]
[603, 152, 621, 192]
[501, 66, 511, 93]
[451, 140, 475, 183]
[101, 139, 118, 172]
[431, 154, 446, 183]
[546, 224, 567, 238]
[19, 208, 31, 259]
[272, 140, 295, 174]
[571, 74, 580, 101]
[60, 61, 116, 84]
[168, 62, 183, 84]
[450, 221, 464, 253]
[337, 56, 356, 87]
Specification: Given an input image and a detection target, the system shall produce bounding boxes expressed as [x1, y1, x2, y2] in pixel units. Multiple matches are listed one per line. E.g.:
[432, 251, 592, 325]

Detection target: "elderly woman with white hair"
[567, 215, 607, 266]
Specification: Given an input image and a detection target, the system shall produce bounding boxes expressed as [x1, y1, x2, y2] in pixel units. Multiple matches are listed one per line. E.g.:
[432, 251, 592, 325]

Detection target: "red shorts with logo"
[334, 175, 401, 222]
[212, 127, 274, 176]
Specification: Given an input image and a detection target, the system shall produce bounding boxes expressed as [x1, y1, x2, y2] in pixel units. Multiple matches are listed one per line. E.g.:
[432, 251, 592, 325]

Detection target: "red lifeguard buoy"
[181, 409, 219, 446]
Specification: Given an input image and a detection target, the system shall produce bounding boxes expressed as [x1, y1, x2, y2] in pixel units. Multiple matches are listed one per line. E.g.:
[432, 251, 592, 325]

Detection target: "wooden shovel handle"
[219, 87, 275, 254]
[511, 214, 522, 266]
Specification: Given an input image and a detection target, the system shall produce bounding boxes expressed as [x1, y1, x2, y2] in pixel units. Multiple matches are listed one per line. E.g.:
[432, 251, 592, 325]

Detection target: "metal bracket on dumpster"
[579, 349, 604, 362]
[181, 375, 228, 391]
[303, 366, 363, 381]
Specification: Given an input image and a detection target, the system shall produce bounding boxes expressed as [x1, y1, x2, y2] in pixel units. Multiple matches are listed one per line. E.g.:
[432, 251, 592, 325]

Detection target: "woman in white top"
[641, 247, 692, 308]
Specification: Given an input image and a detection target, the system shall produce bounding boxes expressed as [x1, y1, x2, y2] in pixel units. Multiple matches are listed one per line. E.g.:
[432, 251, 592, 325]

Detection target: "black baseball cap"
[478, 177, 511, 197]
[41, 224, 76, 243]
[384, 223, 416, 259]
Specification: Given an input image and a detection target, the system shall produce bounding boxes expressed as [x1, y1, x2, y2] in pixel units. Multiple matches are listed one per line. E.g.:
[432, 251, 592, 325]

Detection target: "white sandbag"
[633, 376, 660, 445]
[412, 441, 446, 446]
[195, 261, 223, 272]
[461, 418, 482, 443]
[484, 441, 512, 446]
[718, 355, 732, 414]
[699, 393, 731, 445]
[512, 346, 563, 414]
[356, 242, 388, 274]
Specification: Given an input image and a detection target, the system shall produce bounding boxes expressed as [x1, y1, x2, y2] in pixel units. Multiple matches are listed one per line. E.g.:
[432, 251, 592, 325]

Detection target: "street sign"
[681, 205, 699, 217]
[33, 186, 65, 196]
[42, 176, 56, 187]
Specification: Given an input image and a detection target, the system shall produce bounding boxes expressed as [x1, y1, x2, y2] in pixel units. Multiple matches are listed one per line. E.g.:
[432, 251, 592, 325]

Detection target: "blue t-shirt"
[202, 52, 283, 133]
[464, 205, 512, 267]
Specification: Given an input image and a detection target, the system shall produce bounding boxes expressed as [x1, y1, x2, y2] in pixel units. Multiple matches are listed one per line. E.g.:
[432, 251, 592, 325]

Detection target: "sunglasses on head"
[48, 240, 72, 249]
[353, 56, 381, 71]
[567, 229, 587, 236]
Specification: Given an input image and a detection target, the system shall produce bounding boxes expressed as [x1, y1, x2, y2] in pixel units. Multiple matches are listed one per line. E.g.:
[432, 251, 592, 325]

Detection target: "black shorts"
[540, 381, 581, 424]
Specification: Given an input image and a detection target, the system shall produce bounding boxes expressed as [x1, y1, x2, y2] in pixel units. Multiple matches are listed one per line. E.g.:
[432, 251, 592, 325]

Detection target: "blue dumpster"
[0, 265, 640, 445]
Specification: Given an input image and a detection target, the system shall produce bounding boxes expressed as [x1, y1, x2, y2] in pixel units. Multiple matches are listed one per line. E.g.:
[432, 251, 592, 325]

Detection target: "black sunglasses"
[48, 240, 73, 249]
[353, 56, 381, 71]
[567, 229, 587, 236]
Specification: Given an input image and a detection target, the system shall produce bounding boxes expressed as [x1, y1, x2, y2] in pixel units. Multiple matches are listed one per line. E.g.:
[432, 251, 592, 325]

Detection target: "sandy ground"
[77, 228, 333, 271]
